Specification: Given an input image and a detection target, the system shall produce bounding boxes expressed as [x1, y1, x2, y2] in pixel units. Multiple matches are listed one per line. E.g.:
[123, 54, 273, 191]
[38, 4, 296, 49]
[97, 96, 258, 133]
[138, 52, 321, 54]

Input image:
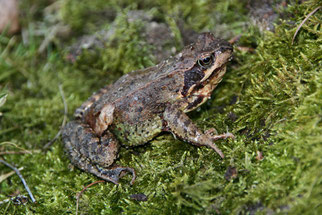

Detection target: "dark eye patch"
[182, 66, 205, 96]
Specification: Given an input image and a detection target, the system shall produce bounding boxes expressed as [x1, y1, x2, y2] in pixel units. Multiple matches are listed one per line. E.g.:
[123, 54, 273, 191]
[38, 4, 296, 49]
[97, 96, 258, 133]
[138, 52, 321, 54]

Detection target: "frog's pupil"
[198, 55, 213, 68]
[203, 57, 210, 64]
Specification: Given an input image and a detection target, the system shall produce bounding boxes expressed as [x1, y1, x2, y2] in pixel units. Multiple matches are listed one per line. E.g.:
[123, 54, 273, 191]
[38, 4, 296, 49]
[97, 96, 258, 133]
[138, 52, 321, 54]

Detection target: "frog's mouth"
[199, 63, 227, 90]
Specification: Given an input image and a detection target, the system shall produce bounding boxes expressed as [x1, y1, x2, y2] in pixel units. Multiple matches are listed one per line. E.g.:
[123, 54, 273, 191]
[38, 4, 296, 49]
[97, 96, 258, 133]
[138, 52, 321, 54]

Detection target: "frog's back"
[106, 66, 159, 102]
[91, 58, 186, 113]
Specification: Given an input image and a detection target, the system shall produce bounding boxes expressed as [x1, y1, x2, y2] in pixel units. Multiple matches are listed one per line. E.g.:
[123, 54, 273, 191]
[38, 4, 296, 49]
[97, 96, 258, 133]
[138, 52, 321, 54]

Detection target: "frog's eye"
[198, 55, 214, 68]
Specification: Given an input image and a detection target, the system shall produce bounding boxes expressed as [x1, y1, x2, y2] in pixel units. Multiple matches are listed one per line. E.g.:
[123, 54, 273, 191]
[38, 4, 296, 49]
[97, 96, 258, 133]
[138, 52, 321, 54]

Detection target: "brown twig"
[0, 159, 36, 203]
[228, 35, 242, 45]
[292, 6, 321, 45]
[228, 35, 255, 53]
[76, 180, 105, 215]
[43, 84, 68, 149]
[235, 46, 255, 53]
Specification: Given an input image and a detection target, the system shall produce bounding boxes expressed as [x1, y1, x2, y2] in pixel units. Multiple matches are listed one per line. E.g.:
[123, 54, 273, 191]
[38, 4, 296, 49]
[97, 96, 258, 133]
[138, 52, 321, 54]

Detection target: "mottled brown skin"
[62, 33, 234, 185]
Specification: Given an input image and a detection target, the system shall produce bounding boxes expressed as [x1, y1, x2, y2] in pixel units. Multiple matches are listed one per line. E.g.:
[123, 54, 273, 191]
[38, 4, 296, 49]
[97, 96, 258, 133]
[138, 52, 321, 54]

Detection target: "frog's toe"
[205, 128, 218, 136]
[224, 132, 235, 139]
[98, 166, 136, 185]
[210, 132, 235, 141]
[120, 167, 136, 185]
[205, 142, 225, 159]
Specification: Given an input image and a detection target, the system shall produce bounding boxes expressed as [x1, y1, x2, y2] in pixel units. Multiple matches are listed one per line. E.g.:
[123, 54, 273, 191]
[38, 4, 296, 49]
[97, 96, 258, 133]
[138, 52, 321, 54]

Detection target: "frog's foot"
[201, 131, 234, 158]
[96, 166, 136, 185]
[62, 120, 136, 185]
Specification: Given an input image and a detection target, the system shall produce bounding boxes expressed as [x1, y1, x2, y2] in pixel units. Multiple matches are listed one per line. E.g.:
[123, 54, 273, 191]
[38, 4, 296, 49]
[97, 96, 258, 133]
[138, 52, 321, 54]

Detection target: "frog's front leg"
[163, 104, 234, 158]
[62, 120, 136, 185]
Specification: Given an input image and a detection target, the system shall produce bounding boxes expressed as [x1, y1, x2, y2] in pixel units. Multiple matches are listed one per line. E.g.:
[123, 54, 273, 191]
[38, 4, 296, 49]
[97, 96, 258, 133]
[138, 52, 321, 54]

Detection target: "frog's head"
[177, 32, 233, 111]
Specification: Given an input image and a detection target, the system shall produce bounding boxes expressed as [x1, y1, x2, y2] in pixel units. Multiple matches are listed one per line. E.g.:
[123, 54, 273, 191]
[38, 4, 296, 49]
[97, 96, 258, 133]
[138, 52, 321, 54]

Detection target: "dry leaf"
[0, 0, 19, 34]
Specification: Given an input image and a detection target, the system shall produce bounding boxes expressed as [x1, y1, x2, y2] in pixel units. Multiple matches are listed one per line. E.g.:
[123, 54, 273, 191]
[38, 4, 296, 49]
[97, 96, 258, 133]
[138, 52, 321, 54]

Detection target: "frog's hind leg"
[62, 120, 136, 185]
[74, 85, 111, 118]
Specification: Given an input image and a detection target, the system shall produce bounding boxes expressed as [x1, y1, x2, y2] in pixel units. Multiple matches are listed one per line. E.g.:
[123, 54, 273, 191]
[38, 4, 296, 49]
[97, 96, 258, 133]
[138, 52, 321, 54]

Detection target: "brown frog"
[62, 32, 234, 185]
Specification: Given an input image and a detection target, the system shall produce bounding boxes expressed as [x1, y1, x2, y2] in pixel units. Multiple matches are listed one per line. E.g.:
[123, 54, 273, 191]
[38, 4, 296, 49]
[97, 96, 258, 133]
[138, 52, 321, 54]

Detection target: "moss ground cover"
[0, 0, 321, 214]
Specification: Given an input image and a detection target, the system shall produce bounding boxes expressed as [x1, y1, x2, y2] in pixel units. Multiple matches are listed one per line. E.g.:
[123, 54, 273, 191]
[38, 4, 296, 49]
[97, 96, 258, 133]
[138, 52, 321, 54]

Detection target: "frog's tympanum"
[62, 32, 234, 185]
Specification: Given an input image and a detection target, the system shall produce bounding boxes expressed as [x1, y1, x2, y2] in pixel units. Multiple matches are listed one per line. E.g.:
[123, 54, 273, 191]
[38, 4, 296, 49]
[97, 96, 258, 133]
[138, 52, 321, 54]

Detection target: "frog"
[62, 32, 234, 185]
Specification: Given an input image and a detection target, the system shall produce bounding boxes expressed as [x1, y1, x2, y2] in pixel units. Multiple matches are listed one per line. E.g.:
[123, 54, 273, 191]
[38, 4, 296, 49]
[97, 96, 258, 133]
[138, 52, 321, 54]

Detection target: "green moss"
[1, 0, 321, 214]
[60, 0, 117, 33]
[73, 13, 155, 76]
